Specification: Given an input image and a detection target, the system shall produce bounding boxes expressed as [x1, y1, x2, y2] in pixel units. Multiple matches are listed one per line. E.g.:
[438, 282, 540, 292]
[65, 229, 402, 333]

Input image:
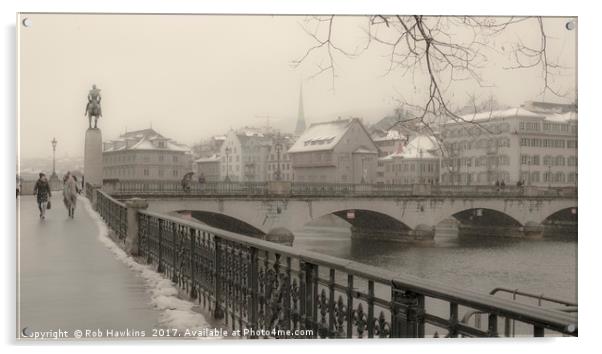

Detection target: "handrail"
[489, 287, 577, 307]
[107, 179, 578, 199]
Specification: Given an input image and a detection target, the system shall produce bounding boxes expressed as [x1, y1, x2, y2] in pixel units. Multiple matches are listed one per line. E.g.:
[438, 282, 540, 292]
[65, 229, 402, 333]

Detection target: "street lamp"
[224, 146, 232, 182]
[51, 137, 58, 178]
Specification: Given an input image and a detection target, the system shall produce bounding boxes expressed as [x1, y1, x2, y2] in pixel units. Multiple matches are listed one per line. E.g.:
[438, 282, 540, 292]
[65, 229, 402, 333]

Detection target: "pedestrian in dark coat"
[33, 173, 51, 219]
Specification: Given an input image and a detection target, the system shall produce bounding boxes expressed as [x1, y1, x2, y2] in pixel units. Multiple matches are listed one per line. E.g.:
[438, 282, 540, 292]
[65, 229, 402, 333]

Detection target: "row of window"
[104, 153, 181, 164]
[104, 166, 181, 177]
[445, 137, 511, 152]
[520, 138, 577, 149]
[385, 162, 438, 173]
[268, 163, 291, 171]
[520, 155, 577, 166]
[519, 171, 578, 183]
[444, 123, 511, 138]
[443, 155, 510, 168]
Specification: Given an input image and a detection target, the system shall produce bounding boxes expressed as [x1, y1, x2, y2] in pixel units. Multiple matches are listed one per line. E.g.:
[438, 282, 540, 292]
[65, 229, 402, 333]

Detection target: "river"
[293, 220, 577, 305]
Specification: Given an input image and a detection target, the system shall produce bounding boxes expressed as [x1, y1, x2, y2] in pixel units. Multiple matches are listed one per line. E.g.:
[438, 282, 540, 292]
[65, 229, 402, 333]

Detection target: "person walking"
[63, 171, 79, 218]
[33, 173, 51, 219]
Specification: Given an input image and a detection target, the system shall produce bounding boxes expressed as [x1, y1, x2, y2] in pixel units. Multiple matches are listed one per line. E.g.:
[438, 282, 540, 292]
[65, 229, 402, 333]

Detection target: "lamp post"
[51, 137, 58, 178]
[224, 146, 232, 182]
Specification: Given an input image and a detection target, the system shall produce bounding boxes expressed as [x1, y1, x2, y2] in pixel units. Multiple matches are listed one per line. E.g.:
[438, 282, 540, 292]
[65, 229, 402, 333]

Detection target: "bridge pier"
[350, 224, 435, 243]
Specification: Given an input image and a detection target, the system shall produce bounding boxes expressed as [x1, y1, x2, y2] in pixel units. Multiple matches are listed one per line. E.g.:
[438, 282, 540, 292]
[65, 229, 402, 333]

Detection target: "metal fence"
[86, 186, 577, 338]
[109, 180, 577, 199]
[132, 209, 576, 338]
[94, 186, 128, 242]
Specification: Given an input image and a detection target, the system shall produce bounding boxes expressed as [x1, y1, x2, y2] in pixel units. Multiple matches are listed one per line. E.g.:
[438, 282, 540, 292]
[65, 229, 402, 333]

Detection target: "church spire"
[295, 84, 306, 136]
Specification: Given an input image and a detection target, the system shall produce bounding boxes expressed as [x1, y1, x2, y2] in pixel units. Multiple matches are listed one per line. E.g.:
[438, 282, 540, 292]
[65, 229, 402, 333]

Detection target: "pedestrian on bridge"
[32, 173, 51, 220]
[63, 172, 80, 218]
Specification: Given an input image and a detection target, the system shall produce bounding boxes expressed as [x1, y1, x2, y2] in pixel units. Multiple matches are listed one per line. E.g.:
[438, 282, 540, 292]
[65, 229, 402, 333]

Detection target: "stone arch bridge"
[122, 195, 576, 243]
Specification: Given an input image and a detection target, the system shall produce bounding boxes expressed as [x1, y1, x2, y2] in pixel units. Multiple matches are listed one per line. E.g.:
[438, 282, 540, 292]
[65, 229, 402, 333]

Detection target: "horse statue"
[84, 84, 102, 129]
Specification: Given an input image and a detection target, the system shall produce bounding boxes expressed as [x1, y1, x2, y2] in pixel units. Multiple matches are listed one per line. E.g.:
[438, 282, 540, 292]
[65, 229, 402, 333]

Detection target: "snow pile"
[80, 196, 218, 336]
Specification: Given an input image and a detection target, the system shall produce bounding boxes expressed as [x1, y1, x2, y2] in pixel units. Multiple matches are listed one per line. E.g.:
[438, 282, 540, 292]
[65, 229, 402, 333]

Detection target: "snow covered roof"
[288, 118, 355, 153]
[353, 146, 378, 154]
[458, 108, 545, 122]
[543, 111, 578, 123]
[195, 154, 220, 163]
[103, 128, 190, 153]
[381, 135, 439, 160]
[372, 129, 405, 142]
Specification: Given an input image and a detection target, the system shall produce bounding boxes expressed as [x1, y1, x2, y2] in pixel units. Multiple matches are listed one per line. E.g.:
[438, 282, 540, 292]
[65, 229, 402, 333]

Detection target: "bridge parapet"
[86, 187, 577, 338]
[107, 179, 577, 199]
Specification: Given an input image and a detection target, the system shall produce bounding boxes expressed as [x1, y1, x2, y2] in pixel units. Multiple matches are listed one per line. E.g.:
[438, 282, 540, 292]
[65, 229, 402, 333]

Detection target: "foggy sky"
[18, 14, 576, 160]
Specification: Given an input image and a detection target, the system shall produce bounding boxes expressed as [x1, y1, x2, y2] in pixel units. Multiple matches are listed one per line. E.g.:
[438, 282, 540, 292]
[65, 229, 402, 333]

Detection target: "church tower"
[294, 85, 306, 136]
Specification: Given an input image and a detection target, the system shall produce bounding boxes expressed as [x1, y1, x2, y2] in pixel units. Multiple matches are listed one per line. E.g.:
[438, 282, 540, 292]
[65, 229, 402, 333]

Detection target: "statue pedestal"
[84, 128, 103, 187]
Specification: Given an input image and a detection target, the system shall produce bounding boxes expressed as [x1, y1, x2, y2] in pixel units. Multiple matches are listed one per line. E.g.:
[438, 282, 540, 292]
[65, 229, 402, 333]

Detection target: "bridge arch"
[314, 209, 412, 233]
[177, 210, 265, 238]
[448, 208, 524, 227]
[541, 206, 578, 225]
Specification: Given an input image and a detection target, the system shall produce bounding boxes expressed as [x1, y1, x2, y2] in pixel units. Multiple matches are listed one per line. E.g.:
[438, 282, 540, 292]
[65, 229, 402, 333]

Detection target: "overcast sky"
[18, 14, 576, 160]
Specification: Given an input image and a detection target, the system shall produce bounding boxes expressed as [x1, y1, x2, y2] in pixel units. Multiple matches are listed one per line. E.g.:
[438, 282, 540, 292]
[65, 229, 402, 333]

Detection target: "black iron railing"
[95, 189, 128, 241]
[86, 187, 577, 338]
[108, 180, 577, 199]
[133, 211, 576, 338]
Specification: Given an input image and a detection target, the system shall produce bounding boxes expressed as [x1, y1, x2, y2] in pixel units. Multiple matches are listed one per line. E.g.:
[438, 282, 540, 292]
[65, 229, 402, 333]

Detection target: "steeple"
[295, 84, 306, 136]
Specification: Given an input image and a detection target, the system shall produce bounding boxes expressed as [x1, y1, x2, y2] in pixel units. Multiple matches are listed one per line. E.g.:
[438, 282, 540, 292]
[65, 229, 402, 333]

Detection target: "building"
[371, 129, 407, 158]
[195, 154, 221, 182]
[380, 134, 440, 184]
[440, 105, 577, 186]
[102, 128, 192, 181]
[288, 118, 379, 184]
[219, 128, 272, 182]
[266, 135, 294, 181]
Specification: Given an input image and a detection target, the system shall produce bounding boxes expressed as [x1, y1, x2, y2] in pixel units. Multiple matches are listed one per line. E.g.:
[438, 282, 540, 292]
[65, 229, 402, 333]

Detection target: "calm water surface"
[293, 225, 577, 304]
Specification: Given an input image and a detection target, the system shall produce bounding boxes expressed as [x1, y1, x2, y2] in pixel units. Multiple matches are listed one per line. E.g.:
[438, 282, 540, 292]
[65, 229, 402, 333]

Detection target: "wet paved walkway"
[18, 194, 161, 336]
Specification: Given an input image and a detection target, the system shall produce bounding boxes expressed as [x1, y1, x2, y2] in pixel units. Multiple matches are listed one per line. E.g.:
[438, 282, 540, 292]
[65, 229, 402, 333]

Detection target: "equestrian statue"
[85, 84, 102, 129]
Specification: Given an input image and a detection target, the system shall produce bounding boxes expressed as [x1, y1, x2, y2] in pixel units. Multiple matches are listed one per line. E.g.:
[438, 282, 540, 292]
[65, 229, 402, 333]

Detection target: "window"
[531, 172, 540, 183]
[143, 169, 149, 176]
[521, 155, 529, 165]
[173, 155, 178, 163]
[555, 156, 565, 166]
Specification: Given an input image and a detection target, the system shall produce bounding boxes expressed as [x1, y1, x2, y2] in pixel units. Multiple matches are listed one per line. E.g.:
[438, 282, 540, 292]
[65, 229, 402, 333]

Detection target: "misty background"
[18, 14, 576, 162]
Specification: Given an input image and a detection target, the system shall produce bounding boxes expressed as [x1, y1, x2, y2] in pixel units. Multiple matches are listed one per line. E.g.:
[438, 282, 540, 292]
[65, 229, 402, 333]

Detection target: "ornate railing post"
[213, 236, 225, 319]
[124, 198, 149, 256]
[247, 247, 259, 338]
[301, 261, 318, 338]
[157, 219, 164, 273]
[189, 228, 197, 299]
[390, 286, 425, 338]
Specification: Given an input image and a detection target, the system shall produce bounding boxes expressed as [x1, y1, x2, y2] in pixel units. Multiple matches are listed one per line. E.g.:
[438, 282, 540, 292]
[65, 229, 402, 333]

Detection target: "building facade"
[102, 129, 193, 181]
[380, 135, 440, 184]
[195, 154, 221, 182]
[440, 105, 577, 187]
[219, 128, 273, 182]
[288, 118, 379, 184]
[266, 135, 294, 181]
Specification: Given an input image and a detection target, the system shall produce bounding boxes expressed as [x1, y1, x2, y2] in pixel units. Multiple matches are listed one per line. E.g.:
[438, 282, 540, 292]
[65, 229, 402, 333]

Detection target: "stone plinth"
[84, 128, 103, 187]
[125, 198, 149, 256]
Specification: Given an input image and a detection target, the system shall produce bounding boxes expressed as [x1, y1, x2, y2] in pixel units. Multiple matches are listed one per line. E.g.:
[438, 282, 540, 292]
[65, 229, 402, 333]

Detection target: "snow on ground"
[80, 196, 219, 336]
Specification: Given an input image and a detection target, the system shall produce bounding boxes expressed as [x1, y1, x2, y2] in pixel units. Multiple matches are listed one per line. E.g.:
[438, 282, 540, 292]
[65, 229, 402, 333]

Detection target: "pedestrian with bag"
[33, 172, 52, 220]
